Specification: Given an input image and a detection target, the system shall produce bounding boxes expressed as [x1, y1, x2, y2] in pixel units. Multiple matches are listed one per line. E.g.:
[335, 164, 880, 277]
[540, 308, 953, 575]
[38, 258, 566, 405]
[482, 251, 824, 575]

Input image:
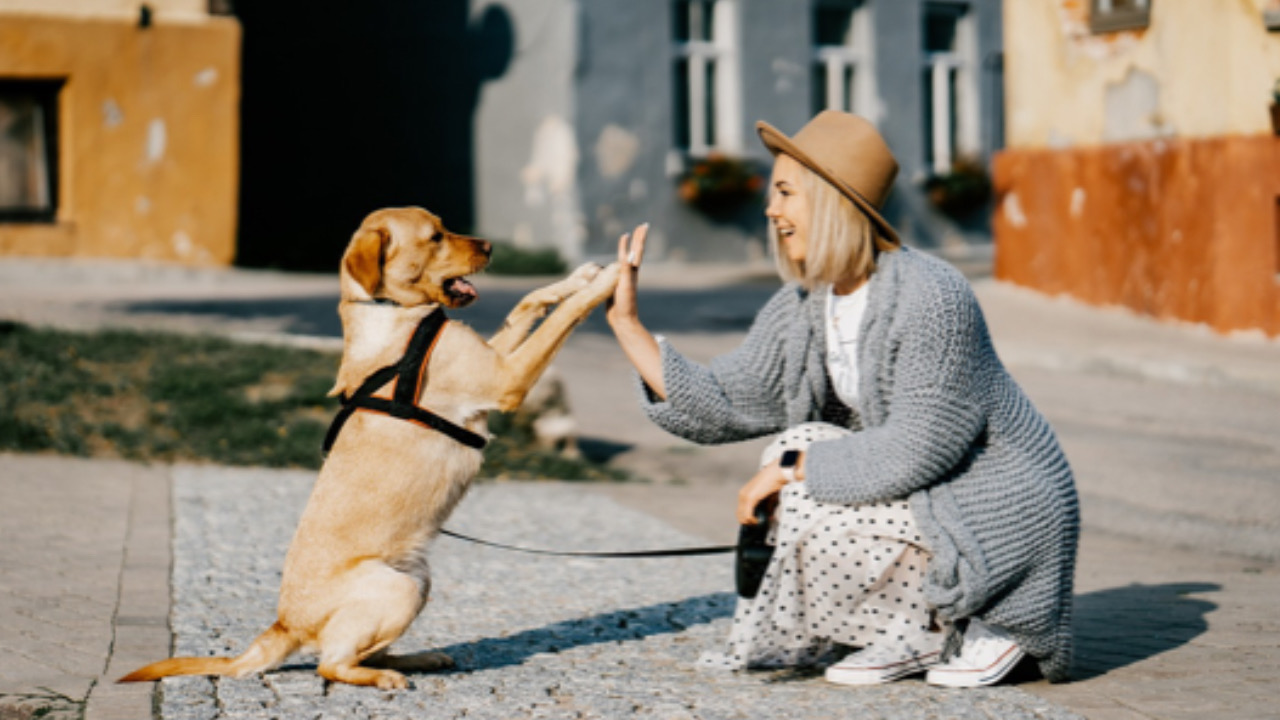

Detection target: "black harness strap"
[323, 310, 488, 453]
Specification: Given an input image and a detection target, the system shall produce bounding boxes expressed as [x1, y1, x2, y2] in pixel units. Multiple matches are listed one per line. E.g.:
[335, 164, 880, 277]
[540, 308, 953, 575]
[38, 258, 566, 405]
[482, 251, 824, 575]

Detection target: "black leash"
[438, 528, 737, 558]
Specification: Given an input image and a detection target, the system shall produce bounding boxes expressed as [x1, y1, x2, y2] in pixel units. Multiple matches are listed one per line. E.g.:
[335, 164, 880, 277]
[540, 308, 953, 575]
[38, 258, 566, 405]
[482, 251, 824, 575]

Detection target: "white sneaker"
[925, 619, 1025, 688]
[824, 637, 945, 686]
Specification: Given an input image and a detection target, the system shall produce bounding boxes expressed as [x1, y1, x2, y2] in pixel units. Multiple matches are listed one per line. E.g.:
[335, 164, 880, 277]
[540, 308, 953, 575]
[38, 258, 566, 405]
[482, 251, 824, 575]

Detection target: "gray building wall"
[472, 0, 581, 259]
[472, 0, 1004, 265]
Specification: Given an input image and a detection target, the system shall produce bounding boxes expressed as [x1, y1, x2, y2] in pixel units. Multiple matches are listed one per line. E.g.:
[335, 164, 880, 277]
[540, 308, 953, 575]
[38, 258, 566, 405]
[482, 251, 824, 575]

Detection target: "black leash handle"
[438, 528, 737, 558]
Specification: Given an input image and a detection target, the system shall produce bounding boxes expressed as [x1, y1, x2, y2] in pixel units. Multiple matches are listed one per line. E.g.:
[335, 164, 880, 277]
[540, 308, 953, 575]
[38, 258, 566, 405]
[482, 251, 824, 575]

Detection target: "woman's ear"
[343, 225, 388, 298]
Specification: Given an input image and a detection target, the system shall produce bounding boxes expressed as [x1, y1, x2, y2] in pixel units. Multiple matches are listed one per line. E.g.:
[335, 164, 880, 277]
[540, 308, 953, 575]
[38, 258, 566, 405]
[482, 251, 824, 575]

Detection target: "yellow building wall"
[0, 0, 206, 21]
[1005, 0, 1280, 148]
[0, 13, 239, 264]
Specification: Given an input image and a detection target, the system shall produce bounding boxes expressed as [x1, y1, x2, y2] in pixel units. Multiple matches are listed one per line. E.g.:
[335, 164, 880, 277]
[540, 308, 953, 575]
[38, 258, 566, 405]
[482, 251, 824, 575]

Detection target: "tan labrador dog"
[120, 207, 621, 689]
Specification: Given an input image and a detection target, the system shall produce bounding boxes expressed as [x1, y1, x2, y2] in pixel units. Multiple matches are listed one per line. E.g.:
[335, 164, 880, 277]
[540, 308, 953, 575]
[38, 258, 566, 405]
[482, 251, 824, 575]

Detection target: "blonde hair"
[768, 161, 897, 290]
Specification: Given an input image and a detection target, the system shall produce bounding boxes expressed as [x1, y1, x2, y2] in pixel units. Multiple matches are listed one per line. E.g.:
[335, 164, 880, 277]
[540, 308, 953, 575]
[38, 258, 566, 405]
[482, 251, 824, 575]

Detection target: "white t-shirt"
[825, 283, 870, 407]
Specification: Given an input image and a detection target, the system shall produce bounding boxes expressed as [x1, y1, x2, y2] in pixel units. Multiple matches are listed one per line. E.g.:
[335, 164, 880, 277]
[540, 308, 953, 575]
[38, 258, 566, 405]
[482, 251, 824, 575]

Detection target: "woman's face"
[765, 154, 810, 264]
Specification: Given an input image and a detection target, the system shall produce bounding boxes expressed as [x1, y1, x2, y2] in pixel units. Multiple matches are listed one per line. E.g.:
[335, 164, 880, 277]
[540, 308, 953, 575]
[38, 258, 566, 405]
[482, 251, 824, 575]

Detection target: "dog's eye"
[430, 232, 443, 243]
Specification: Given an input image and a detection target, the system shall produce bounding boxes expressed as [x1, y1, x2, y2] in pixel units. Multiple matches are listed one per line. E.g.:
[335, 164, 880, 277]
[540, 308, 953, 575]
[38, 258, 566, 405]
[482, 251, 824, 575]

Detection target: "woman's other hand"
[606, 224, 667, 399]
[737, 462, 789, 525]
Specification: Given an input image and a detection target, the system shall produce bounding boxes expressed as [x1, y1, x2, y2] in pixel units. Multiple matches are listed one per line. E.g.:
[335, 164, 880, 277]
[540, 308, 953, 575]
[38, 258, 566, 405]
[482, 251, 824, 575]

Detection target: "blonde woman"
[606, 111, 1078, 686]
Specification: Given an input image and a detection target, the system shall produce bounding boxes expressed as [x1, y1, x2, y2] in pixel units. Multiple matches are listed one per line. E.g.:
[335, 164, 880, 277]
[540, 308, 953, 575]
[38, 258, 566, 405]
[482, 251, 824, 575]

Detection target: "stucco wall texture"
[995, 136, 1280, 336]
[0, 13, 239, 265]
[996, 0, 1280, 336]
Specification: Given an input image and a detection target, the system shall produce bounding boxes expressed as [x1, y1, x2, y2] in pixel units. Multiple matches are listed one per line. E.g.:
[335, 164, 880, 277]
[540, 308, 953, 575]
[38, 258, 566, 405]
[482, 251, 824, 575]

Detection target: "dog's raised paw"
[568, 262, 603, 285]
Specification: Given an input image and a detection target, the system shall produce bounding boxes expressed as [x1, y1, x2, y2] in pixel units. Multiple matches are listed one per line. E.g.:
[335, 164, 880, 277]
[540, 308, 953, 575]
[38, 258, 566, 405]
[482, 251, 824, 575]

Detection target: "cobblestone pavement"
[158, 467, 1080, 720]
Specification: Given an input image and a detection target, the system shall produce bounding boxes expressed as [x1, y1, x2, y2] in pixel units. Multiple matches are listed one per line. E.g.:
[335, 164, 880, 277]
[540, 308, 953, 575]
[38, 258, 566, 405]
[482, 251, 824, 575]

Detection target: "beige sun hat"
[756, 110, 901, 247]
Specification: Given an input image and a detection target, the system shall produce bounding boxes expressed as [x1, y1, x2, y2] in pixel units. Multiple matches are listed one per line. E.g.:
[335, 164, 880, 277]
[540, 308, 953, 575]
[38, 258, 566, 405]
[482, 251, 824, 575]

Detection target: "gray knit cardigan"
[639, 247, 1078, 682]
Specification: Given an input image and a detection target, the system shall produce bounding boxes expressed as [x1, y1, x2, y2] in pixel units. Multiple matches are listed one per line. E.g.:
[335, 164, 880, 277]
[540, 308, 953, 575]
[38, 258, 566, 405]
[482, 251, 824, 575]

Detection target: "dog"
[120, 206, 621, 689]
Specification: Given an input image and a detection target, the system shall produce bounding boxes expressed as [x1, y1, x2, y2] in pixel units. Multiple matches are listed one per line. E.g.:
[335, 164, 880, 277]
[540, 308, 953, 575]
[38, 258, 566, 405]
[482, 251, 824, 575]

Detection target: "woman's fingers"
[617, 232, 631, 264]
[628, 223, 649, 267]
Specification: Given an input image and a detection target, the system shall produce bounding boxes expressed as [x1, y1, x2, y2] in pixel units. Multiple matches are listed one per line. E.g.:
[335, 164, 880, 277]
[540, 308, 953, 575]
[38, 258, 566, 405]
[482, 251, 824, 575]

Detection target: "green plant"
[487, 242, 568, 276]
[678, 152, 765, 216]
[923, 157, 993, 221]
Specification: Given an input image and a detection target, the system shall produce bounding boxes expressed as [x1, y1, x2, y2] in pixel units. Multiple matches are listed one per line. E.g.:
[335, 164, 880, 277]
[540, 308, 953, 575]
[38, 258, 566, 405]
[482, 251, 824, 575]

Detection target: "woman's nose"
[764, 195, 780, 218]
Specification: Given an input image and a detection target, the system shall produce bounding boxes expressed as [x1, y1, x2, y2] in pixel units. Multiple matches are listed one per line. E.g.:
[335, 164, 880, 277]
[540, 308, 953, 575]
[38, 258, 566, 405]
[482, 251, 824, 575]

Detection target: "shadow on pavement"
[1068, 581, 1218, 681]
[433, 593, 735, 673]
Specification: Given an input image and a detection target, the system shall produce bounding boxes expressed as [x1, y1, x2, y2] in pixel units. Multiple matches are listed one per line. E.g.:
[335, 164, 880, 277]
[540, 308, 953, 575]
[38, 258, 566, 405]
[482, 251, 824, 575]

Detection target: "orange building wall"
[994, 135, 1280, 336]
[0, 14, 240, 264]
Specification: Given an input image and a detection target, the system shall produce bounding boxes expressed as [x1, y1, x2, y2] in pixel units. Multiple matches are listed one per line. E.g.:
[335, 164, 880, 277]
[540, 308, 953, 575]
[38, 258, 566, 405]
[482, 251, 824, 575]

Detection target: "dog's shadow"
[430, 592, 735, 673]
[1062, 581, 1218, 681]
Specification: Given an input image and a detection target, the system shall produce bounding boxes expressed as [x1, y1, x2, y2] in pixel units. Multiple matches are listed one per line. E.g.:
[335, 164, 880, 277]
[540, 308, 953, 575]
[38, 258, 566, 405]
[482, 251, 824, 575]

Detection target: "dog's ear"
[344, 225, 388, 298]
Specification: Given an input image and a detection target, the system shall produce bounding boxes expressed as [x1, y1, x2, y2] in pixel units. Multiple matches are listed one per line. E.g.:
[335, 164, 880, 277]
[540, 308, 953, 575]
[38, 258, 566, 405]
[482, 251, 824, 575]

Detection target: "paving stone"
[158, 469, 1082, 720]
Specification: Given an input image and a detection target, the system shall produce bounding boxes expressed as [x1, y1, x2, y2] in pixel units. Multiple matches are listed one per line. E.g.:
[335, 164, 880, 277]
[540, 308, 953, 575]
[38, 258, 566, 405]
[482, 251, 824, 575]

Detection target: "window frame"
[0, 78, 63, 224]
[812, 0, 875, 118]
[672, 0, 742, 157]
[1089, 0, 1151, 34]
[921, 1, 978, 176]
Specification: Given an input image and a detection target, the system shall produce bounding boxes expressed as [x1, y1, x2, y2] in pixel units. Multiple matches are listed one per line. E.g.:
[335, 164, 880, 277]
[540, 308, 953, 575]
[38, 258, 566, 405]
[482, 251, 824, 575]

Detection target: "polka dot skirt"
[698, 422, 938, 670]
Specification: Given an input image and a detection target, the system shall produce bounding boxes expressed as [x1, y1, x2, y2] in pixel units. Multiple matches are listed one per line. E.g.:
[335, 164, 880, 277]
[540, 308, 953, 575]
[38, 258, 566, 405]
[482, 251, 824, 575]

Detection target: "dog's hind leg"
[488, 263, 603, 354]
[315, 566, 426, 689]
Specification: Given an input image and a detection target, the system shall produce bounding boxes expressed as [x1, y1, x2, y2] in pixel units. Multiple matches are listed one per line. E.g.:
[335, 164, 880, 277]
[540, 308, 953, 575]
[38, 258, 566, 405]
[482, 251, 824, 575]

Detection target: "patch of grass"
[0, 322, 628, 480]
[486, 242, 568, 276]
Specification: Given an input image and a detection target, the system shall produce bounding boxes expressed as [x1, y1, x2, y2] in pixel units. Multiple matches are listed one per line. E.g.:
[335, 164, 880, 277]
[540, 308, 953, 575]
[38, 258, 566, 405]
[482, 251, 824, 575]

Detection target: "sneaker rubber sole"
[824, 651, 942, 686]
[925, 646, 1026, 688]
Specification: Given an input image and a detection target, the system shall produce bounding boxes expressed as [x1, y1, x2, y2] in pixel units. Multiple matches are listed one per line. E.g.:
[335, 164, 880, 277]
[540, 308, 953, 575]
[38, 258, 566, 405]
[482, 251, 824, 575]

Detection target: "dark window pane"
[844, 65, 855, 112]
[701, 0, 714, 42]
[813, 61, 828, 115]
[923, 2, 965, 53]
[673, 58, 690, 150]
[0, 79, 61, 221]
[814, 7, 854, 46]
[704, 59, 716, 147]
[948, 66, 958, 165]
[921, 68, 934, 168]
[673, 0, 690, 42]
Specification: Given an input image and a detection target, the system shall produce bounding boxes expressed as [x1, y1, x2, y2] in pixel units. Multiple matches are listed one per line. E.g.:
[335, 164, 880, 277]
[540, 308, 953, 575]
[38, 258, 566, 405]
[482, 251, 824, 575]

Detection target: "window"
[1090, 0, 1151, 33]
[812, 0, 875, 118]
[0, 79, 61, 222]
[921, 2, 976, 175]
[673, 0, 741, 155]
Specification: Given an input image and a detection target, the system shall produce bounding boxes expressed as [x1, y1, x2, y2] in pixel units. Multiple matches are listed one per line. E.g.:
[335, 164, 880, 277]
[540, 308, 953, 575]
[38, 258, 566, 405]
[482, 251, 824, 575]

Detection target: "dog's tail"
[118, 621, 298, 683]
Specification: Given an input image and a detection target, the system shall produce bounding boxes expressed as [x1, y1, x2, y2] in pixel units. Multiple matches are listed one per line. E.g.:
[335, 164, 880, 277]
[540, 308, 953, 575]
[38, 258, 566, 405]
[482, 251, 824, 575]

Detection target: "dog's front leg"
[488, 263, 605, 355]
[493, 263, 621, 411]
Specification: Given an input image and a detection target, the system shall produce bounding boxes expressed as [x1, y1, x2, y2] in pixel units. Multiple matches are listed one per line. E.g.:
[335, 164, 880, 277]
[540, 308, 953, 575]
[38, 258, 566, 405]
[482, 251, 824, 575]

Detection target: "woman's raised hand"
[605, 223, 667, 399]
[606, 223, 648, 327]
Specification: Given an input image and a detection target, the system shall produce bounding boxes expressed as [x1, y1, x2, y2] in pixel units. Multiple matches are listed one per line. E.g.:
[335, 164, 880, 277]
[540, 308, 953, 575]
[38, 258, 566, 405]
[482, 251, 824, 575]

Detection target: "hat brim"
[757, 120, 901, 247]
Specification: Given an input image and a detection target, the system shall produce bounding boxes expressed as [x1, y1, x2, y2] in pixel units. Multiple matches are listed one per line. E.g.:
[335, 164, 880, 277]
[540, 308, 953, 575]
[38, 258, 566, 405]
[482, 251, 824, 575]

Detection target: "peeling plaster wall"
[997, 0, 1280, 335]
[472, 0, 582, 260]
[1005, 0, 1280, 148]
[0, 13, 240, 264]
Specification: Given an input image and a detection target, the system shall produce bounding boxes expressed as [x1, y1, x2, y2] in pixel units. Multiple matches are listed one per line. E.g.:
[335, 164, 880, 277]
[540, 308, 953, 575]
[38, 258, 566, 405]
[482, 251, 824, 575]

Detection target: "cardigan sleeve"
[635, 285, 798, 445]
[802, 273, 989, 504]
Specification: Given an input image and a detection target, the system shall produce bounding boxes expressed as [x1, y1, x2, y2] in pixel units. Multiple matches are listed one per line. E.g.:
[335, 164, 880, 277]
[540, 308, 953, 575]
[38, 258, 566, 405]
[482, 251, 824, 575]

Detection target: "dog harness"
[322, 309, 488, 454]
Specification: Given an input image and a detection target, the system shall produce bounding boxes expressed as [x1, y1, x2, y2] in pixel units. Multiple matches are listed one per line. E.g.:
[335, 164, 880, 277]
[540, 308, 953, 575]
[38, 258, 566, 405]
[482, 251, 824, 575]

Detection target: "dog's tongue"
[449, 277, 477, 299]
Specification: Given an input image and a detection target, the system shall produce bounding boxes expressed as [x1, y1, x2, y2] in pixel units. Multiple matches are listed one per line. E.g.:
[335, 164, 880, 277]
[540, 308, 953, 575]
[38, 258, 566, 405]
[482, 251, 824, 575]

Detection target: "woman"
[606, 111, 1078, 687]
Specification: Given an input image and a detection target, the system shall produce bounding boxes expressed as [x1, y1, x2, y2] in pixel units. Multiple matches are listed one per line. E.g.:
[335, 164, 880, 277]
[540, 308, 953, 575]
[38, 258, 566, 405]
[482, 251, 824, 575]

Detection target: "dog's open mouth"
[443, 276, 479, 306]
